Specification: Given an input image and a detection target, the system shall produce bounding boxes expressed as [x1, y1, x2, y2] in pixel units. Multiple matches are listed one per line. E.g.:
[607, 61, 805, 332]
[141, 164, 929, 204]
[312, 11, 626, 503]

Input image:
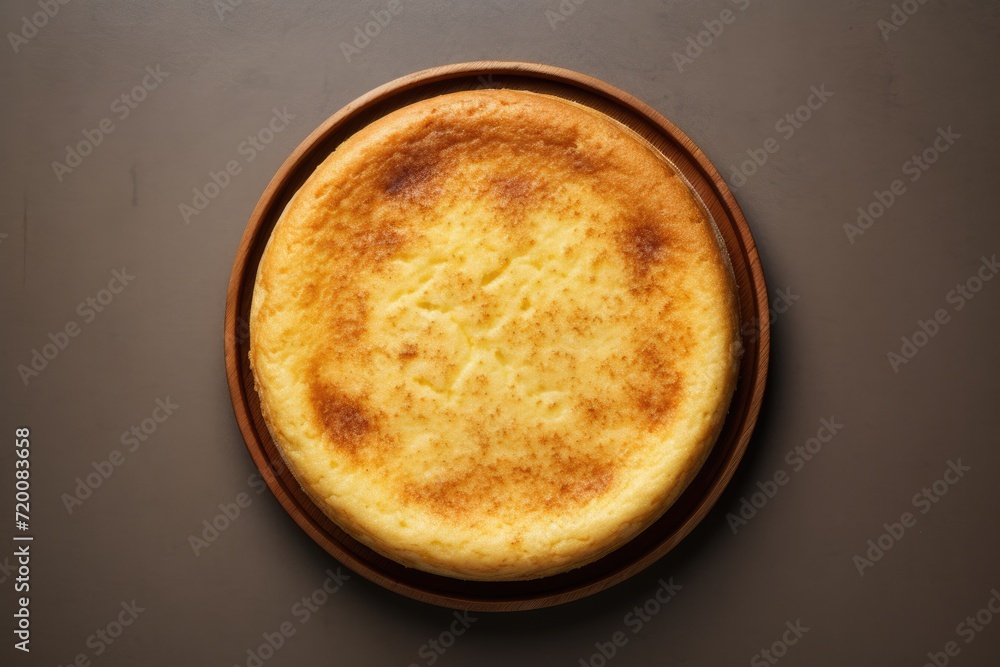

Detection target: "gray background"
[2, 1, 999, 665]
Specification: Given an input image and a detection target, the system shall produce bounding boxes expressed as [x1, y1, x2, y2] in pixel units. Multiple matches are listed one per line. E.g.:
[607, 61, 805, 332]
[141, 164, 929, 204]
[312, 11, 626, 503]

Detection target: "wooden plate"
[224, 61, 769, 612]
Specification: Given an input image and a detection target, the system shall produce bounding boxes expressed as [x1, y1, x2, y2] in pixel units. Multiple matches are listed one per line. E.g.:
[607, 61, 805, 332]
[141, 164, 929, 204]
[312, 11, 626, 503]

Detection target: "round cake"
[249, 89, 741, 581]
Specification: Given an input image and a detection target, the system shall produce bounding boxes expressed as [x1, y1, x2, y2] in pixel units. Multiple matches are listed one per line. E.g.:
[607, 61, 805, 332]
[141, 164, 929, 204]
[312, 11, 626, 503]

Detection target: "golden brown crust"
[249, 89, 740, 580]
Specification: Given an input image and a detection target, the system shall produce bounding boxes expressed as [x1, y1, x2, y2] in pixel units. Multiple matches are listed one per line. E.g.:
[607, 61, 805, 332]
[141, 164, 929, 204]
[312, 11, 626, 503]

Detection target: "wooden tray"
[224, 61, 769, 612]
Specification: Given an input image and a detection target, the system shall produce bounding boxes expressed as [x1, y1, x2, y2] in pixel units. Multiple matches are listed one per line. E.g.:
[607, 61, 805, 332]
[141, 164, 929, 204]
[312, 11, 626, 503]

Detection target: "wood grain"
[224, 61, 769, 612]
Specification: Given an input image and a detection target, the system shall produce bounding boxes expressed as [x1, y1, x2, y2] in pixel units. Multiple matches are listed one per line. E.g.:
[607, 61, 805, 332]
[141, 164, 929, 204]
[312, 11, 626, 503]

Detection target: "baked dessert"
[249, 89, 740, 581]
